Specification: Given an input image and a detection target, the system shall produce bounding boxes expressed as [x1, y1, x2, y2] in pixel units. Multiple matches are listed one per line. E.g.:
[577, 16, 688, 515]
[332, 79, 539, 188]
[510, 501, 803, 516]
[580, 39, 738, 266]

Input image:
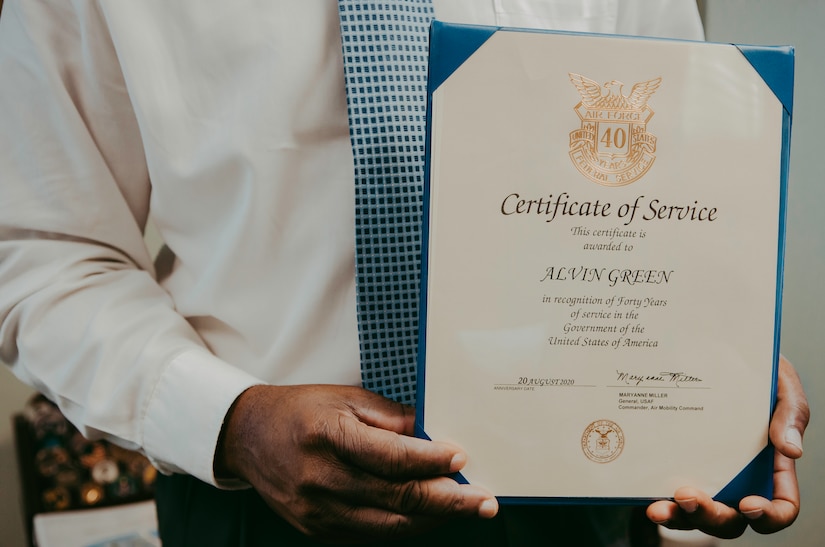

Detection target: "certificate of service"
[416, 22, 792, 503]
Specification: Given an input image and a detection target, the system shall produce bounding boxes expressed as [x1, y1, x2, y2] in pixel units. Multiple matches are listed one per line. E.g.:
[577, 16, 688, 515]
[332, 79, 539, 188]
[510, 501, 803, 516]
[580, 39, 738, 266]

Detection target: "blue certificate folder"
[415, 21, 792, 505]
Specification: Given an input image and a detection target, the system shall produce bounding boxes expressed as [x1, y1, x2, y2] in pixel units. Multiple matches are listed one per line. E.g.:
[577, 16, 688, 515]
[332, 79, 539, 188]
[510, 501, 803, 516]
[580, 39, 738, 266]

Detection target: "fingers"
[348, 389, 417, 436]
[321, 395, 499, 528]
[769, 355, 810, 459]
[342, 484, 497, 536]
[323, 470, 498, 520]
[646, 487, 747, 539]
[232, 384, 500, 542]
[273, 435, 498, 542]
[336, 414, 467, 478]
[379, 477, 498, 519]
[739, 449, 799, 534]
[332, 390, 498, 518]
[647, 450, 802, 538]
[329, 389, 467, 478]
[646, 356, 808, 540]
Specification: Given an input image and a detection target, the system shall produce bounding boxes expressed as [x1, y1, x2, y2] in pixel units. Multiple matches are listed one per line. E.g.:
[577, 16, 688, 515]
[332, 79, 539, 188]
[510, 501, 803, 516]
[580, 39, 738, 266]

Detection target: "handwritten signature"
[616, 370, 702, 387]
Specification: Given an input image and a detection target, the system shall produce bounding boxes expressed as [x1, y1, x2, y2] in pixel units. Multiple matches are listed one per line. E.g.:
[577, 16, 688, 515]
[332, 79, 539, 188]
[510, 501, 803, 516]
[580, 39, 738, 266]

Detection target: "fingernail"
[449, 453, 466, 473]
[785, 428, 803, 454]
[650, 518, 669, 525]
[676, 497, 698, 514]
[742, 508, 764, 520]
[478, 498, 499, 519]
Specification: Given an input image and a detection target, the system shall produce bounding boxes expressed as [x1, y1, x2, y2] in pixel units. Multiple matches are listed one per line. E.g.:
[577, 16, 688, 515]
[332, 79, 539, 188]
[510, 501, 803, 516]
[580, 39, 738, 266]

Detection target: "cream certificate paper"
[417, 23, 791, 501]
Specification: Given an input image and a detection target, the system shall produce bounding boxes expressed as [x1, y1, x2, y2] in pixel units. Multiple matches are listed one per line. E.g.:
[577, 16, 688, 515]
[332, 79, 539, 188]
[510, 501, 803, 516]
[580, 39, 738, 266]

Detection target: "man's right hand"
[214, 384, 498, 543]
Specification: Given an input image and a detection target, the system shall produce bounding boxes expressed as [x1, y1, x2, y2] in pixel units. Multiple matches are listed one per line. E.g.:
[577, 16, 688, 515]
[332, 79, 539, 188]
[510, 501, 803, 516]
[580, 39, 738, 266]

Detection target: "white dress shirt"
[0, 0, 703, 486]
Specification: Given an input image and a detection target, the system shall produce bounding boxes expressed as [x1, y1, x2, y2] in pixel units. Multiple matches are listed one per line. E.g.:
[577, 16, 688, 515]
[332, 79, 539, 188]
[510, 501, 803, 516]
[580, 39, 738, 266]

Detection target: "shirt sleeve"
[0, 0, 261, 487]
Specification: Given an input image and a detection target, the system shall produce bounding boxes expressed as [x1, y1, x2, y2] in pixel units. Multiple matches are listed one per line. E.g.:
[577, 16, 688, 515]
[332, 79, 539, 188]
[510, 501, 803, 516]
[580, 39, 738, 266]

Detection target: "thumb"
[345, 387, 417, 436]
[770, 355, 810, 459]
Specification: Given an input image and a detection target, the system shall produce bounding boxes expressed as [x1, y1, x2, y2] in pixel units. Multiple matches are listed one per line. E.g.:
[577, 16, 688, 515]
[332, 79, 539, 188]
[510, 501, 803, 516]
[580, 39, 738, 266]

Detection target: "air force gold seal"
[581, 419, 624, 463]
[569, 73, 661, 186]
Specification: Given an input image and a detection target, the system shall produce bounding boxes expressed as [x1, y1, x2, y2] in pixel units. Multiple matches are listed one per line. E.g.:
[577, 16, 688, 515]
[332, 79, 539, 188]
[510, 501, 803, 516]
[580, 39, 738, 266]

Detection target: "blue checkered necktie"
[338, 0, 435, 404]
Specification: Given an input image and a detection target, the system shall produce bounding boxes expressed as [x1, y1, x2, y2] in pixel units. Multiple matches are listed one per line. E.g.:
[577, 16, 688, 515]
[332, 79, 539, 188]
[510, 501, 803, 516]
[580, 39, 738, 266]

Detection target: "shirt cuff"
[142, 346, 262, 488]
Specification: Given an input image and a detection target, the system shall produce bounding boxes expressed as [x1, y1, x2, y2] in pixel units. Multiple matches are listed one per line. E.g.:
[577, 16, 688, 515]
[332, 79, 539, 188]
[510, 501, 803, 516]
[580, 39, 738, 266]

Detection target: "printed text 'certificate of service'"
[416, 22, 792, 503]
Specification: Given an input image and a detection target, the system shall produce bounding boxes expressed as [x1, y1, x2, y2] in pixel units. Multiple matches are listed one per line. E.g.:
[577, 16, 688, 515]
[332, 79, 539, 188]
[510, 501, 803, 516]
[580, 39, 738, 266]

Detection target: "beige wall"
[700, 1, 825, 545]
[0, 369, 35, 547]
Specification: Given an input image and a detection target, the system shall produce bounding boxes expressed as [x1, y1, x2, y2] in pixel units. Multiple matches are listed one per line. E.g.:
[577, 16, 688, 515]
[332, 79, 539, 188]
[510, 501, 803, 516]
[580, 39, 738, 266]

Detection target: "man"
[0, 1, 809, 545]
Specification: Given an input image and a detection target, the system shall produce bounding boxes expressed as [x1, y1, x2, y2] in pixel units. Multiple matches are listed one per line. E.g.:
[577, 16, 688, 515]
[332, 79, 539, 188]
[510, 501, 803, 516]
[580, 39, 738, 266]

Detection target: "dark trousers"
[156, 474, 660, 546]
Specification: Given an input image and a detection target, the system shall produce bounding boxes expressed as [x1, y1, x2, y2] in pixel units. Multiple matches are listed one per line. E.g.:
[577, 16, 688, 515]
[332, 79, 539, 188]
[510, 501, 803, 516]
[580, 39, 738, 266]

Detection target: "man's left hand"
[646, 355, 810, 538]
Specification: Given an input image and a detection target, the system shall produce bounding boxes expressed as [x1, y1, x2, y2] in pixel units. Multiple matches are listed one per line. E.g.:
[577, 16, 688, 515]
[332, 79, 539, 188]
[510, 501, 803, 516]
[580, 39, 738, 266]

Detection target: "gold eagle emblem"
[569, 74, 662, 111]
[568, 73, 662, 186]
